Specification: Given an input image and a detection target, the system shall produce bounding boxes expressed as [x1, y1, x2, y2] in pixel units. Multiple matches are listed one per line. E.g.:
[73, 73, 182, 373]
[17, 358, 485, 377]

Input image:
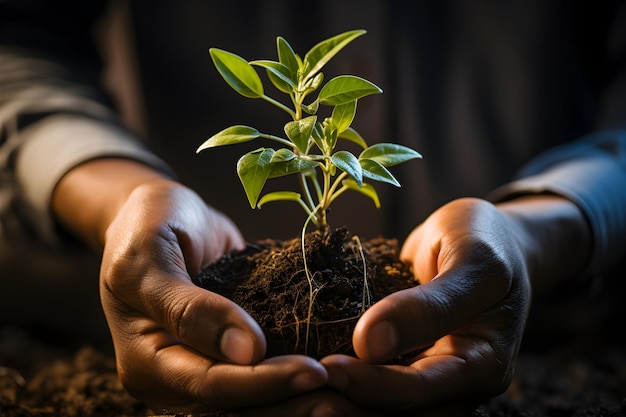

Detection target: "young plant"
[197, 29, 422, 232]
[197, 30, 422, 355]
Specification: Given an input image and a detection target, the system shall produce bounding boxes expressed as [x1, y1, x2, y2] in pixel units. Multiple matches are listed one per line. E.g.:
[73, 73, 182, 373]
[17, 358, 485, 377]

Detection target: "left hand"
[322, 198, 532, 414]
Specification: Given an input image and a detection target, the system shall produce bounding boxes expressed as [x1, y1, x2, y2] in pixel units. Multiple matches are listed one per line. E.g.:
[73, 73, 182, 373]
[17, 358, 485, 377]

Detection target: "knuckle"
[466, 352, 513, 399]
[168, 291, 213, 344]
[171, 294, 196, 342]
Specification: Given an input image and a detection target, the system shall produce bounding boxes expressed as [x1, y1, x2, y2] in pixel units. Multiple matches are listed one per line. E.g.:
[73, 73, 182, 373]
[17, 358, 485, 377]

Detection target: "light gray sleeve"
[13, 115, 174, 243]
[488, 130, 626, 277]
[0, 50, 174, 245]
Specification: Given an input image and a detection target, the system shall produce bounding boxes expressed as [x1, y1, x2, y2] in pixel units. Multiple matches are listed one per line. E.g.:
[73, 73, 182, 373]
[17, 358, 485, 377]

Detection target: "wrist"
[52, 158, 173, 249]
[497, 194, 592, 292]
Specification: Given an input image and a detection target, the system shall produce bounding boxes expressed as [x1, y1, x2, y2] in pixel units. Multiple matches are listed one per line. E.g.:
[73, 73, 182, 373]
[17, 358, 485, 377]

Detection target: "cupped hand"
[100, 181, 327, 413]
[322, 197, 532, 414]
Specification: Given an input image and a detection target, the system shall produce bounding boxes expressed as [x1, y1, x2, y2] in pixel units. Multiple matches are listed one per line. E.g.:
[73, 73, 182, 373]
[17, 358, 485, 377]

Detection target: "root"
[351, 235, 373, 313]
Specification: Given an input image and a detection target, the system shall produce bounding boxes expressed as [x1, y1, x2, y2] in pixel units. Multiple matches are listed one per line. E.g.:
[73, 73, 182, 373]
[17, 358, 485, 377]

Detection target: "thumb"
[352, 265, 506, 363]
[150, 281, 267, 365]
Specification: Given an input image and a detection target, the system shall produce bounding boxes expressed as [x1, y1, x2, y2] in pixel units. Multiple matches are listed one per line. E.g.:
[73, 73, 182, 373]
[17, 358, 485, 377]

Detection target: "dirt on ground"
[1, 323, 625, 417]
[1, 228, 625, 416]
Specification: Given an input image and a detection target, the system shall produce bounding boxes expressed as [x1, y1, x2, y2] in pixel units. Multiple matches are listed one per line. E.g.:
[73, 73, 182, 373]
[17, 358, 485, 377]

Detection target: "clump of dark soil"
[194, 227, 416, 359]
[0, 326, 144, 417]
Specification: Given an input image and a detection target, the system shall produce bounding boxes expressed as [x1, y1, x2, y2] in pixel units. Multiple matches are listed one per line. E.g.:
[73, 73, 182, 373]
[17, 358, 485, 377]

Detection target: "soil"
[1, 324, 625, 417]
[194, 227, 415, 359]
[1, 228, 625, 416]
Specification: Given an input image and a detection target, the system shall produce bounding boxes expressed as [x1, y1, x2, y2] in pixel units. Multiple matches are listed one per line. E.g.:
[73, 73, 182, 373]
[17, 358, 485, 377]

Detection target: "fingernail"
[220, 327, 254, 364]
[290, 371, 325, 392]
[368, 320, 397, 360]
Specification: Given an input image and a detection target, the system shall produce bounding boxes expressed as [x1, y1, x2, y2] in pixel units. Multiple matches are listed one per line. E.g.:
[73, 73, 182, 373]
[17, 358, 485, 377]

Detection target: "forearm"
[489, 130, 626, 283]
[51, 158, 173, 249]
[0, 3, 173, 245]
[497, 194, 592, 293]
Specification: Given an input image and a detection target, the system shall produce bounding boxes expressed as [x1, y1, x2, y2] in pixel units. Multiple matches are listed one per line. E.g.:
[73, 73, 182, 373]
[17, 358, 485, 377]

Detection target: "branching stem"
[258, 133, 294, 148]
[262, 94, 296, 118]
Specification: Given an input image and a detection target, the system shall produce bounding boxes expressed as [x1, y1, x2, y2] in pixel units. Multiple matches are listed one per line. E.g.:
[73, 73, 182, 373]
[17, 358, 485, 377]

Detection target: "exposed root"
[194, 227, 416, 359]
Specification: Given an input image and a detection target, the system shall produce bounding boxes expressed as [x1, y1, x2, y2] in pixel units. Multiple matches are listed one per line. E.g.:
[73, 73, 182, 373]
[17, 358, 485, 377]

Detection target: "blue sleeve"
[488, 130, 626, 277]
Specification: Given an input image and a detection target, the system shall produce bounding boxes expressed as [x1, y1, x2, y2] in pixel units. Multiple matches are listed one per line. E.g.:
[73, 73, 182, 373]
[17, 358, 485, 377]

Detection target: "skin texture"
[321, 196, 591, 414]
[53, 159, 591, 415]
[52, 159, 328, 413]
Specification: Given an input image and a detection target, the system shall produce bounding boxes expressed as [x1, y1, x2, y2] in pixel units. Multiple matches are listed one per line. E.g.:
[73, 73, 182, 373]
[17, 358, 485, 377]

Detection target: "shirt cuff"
[488, 153, 626, 278]
[15, 114, 174, 243]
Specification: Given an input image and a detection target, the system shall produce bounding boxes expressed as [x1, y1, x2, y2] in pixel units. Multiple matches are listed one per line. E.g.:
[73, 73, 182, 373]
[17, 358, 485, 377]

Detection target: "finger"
[122, 336, 328, 413]
[102, 228, 266, 364]
[354, 226, 520, 364]
[236, 389, 384, 417]
[175, 203, 246, 275]
[322, 351, 494, 412]
[399, 198, 515, 286]
[399, 222, 439, 284]
[353, 272, 501, 363]
[105, 283, 266, 365]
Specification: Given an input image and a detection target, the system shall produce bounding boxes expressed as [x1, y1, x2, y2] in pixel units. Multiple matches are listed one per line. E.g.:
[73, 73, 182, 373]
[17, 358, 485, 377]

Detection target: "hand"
[322, 197, 533, 414]
[99, 180, 328, 413]
[52, 159, 327, 413]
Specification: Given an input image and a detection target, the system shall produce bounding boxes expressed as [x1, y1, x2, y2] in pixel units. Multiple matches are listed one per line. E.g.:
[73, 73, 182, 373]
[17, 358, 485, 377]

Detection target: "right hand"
[322, 198, 532, 414]
[99, 180, 328, 413]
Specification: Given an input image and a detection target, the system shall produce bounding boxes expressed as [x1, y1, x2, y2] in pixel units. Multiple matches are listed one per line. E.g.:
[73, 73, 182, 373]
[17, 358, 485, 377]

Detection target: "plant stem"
[318, 161, 333, 228]
[296, 196, 317, 225]
[299, 173, 317, 218]
[327, 184, 349, 206]
[258, 133, 295, 148]
[261, 94, 296, 118]
[327, 172, 348, 201]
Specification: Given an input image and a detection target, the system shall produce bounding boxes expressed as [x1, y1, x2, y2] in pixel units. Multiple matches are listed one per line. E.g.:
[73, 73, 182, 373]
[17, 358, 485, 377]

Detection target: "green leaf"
[197, 125, 260, 152]
[318, 75, 382, 106]
[344, 179, 380, 208]
[360, 158, 400, 186]
[359, 143, 423, 166]
[237, 148, 274, 208]
[331, 151, 362, 187]
[284, 116, 317, 153]
[338, 127, 367, 149]
[277, 36, 299, 76]
[257, 191, 301, 208]
[302, 29, 366, 83]
[330, 100, 357, 133]
[250, 60, 295, 93]
[302, 72, 324, 94]
[323, 121, 338, 153]
[267, 71, 293, 94]
[309, 72, 324, 90]
[270, 148, 297, 163]
[209, 48, 264, 98]
[311, 121, 325, 151]
[268, 158, 318, 178]
[301, 100, 319, 115]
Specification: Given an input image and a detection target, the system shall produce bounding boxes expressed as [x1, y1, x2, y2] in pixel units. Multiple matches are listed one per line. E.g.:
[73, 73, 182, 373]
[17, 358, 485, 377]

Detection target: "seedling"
[197, 29, 421, 231]
[197, 30, 421, 353]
